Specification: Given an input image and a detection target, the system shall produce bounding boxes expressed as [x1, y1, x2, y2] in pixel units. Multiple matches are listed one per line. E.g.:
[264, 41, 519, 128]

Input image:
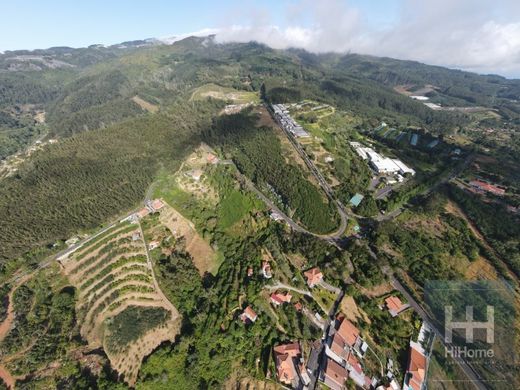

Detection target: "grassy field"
[190, 83, 260, 104]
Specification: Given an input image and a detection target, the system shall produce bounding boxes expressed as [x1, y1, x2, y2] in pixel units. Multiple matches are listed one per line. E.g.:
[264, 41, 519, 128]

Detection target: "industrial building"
[272, 104, 310, 138]
[350, 142, 415, 176]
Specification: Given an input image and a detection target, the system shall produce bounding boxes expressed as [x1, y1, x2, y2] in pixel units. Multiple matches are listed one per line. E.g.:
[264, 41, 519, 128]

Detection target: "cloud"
[205, 0, 520, 78]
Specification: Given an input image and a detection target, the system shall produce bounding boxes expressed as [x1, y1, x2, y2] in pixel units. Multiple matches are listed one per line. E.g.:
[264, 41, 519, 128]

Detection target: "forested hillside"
[1, 35, 519, 264]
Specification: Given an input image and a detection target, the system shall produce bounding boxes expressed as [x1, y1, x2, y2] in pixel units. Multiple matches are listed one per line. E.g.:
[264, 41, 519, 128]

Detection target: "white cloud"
[203, 0, 520, 78]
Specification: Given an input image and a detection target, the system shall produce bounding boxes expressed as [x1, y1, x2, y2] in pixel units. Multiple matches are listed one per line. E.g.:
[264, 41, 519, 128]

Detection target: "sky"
[1, 0, 520, 77]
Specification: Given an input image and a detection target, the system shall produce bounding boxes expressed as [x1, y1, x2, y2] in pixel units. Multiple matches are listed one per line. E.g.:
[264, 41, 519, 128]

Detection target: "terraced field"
[60, 219, 180, 385]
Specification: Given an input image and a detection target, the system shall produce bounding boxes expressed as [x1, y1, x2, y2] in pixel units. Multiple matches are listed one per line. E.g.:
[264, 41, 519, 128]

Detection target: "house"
[323, 358, 348, 390]
[469, 180, 506, 196]
[273, 343, 303, 388]
[336, 318, 360, 348]
[294, 302, 303, 312]
[385, 296, 410, 317]
[270, 292, 292, 306]
[148, 241, 160, 250]
[247, 267, 254, 277]
[132, 232, 141, 241]
[186, 169, 204, 181]
[240, 306, 258, 324]
[151, 198, 165, 211]
[376, 379, 400, 390]
[346, 352, 366, 387]
[402, 341, 427, 390]
[206, 153, 219, 164]
[304, 267, 323, 288]
[326, 317, 362, 365]
[137, 207, 150, 218]
[262, 261, 272, 279]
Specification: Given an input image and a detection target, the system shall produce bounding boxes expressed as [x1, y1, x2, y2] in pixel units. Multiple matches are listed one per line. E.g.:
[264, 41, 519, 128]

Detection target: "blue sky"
[0, 0, 399, 51]
[1, 0, 519, 77]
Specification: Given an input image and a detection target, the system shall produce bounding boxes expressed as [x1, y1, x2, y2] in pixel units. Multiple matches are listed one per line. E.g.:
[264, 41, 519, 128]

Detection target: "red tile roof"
[385, 296, 406, 316]
[151, 199, 165, 210]
[406, 343, 427, 390]
[137, 208, 150, 218]
[270, 292, 293, 305]
[336, 318, 360, 347]
[273, 343, 301, 385]
[241, 306, 258, 323]
[324, 358, 348, 386]
[469, 180, 506, 195]
[304, 267, 323, 287]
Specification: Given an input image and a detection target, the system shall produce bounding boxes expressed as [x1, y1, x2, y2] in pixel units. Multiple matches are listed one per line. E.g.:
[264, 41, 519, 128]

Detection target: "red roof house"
[469, 180, 506, 196]
[240, 306, 258, 324]
[403, 341, 427, 390]
[385, 296, 409, 317]
[151, 199, 165, 211]
[323, 358, 348, 390]
[336, 318, 360, 348]
[304, 267, 323, 288]
[270, 292, 292, 306]
[273, 343, 302, 387]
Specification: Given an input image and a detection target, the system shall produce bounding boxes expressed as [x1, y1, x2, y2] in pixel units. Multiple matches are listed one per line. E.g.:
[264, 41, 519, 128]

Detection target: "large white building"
[350, 142, 415, 176]
[272, 104, 310, 138]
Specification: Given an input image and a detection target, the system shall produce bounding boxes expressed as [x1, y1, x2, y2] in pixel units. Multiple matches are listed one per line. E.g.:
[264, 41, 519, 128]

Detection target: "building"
[272, 104, 310, 138]
[350, 141, 415, 176]
[240, 306, 258, 324]
[151, 198, 165, 211]
[304, 267, 323, 288]
[349, 193, 364, 207]
[385, 296, 410, 317]
[469, 180, 506, 196]
[326, 317, 362, 365]
[262, 261, 272, 279]
[273, 343, 303, 387]
[322, 358, 348, 390]
[148, 241, 160, 250]
[137, 207, 150, 219]
[270, 292, 292, 306]
[402, 341, 427, 390]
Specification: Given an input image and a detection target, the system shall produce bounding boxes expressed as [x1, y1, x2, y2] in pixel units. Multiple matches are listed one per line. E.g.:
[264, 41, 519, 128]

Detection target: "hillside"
[0, 36, 519, 389]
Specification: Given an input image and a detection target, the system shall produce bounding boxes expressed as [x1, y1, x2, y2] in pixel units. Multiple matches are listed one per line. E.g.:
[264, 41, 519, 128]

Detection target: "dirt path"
[0, 365, 15, 389]
[0, 274, 33, 389]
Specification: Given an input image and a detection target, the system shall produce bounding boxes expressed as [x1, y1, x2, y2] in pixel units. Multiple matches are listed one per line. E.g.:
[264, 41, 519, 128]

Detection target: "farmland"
[60, 218, 180, 386]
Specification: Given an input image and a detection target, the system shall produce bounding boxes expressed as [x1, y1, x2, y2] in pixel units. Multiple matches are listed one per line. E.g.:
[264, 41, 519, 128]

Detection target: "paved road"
[265, 281, 312, 297]
[383, 269, 488, 390]
[267, 104, 349, 240]
[375, 153, 475, 222]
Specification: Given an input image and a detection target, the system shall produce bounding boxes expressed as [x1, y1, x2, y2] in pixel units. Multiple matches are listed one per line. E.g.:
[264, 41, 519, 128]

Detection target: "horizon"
[1, 0, 519, 78]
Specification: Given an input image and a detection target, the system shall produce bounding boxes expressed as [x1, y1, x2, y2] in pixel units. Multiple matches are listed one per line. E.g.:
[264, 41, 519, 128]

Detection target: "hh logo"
[445, 306, 494, 344]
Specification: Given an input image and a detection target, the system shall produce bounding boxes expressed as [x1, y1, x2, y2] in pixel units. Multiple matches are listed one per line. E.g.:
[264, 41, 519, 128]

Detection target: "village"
[237, 261, 433, 390]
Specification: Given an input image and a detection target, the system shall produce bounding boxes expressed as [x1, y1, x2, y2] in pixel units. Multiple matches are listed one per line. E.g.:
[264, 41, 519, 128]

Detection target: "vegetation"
[205, 111, 339, 233]
[105, 306, 170, 353]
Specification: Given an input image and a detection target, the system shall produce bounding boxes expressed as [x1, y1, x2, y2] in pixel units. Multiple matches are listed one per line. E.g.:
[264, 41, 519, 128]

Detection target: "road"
[384, 270, 488, 390]
[264, 281, 312, 297]
[267, 104, 349, 241]
[375, 153, 475, 222]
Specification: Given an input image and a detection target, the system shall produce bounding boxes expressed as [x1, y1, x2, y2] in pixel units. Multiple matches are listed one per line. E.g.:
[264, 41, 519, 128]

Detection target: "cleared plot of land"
[131, 95, 159, 113]
[190, 83, 259, 104]
[159, 202, 218, 275]
[60, 220, 180, 386]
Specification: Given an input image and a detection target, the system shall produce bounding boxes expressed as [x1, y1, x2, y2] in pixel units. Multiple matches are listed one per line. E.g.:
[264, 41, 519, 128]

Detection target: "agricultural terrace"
[60, 219, 180, 386]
